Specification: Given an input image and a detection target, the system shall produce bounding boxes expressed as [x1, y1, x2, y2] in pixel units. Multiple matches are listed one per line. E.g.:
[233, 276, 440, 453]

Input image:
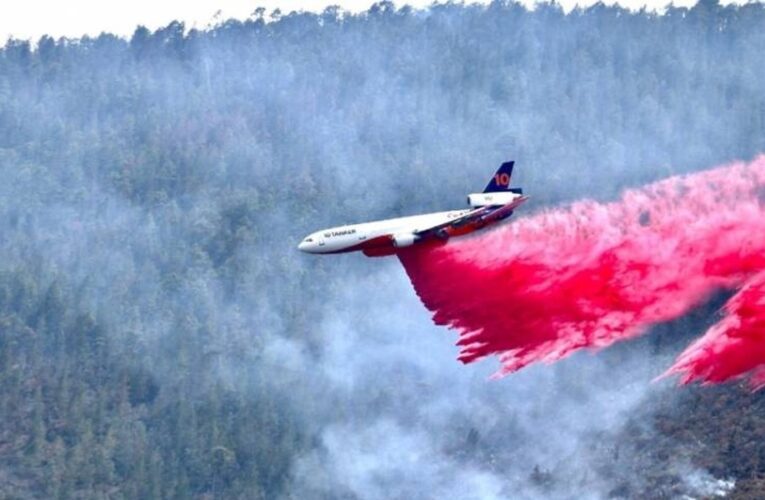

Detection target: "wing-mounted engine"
[467, 191, 520, 208]
[392, 233, 418, 248]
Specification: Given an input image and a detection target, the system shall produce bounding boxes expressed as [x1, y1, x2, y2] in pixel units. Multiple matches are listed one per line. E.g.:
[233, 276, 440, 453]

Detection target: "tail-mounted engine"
[467, 191, 520, 208]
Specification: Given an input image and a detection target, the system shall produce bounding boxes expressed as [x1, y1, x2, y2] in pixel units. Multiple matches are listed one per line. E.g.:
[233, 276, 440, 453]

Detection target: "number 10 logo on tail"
[495, 173, 511, 187]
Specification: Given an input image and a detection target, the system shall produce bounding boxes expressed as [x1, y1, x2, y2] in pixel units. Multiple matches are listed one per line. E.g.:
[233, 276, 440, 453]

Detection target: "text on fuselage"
[324, 228, 357, 238]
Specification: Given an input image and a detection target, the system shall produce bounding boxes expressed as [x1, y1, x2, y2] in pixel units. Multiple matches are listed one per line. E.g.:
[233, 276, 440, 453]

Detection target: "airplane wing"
[478, 195, 529, 223]
[414, 195, 529, 241]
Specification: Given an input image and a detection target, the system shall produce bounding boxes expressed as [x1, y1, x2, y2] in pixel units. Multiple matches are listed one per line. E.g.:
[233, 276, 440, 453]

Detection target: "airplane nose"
[298, 241, 308, 252]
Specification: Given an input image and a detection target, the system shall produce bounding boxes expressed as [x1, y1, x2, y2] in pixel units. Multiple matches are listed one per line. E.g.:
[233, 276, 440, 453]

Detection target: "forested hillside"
[2, 1, 765, 498]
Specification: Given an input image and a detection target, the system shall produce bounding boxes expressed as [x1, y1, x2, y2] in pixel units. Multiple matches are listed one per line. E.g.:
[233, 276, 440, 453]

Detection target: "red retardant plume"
[662, 270, 765, 389]
[397, 156, 765, 388]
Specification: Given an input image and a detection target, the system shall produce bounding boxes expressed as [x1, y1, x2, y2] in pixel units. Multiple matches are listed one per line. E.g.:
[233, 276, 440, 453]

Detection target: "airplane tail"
[483, 161, 523, 194]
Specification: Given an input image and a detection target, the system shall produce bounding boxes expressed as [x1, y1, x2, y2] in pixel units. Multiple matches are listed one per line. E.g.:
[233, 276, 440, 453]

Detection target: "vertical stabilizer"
[483, 161, 516, 193]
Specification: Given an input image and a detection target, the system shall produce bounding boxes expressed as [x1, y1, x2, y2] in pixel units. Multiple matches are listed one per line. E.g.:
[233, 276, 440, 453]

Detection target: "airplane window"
[305, 238, 313, 242]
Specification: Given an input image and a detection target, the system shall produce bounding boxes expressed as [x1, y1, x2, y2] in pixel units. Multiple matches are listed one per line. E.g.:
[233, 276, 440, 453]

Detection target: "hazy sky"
[0, 0, 716, 41]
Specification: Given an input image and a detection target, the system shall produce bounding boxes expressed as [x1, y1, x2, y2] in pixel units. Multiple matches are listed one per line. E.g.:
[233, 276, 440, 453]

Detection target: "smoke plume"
[398, 156, 765, 387]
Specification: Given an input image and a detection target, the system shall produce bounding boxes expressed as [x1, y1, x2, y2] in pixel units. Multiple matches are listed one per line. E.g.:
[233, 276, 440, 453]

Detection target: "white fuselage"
[298, 209, 471, 254]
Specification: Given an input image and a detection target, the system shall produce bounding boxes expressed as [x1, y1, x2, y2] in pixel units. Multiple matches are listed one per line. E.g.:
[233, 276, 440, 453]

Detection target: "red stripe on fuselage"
[319, 234, 395, 255]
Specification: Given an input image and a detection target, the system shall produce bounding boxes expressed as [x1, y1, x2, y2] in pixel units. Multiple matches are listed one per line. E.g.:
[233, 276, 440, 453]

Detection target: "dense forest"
[2, 0, 765, 498]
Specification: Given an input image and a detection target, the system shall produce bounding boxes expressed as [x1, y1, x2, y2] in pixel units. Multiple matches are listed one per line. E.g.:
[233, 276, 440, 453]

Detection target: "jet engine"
[392, 233, 418, 248]
[467, 191, 519, 208]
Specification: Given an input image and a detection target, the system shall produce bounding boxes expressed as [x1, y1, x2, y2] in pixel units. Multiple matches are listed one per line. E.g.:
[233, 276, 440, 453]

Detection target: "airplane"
[297, 161, 528, 257]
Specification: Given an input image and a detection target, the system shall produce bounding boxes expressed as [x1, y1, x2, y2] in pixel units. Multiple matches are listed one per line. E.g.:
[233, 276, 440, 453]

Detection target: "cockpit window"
[305, 238, 313, 243]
